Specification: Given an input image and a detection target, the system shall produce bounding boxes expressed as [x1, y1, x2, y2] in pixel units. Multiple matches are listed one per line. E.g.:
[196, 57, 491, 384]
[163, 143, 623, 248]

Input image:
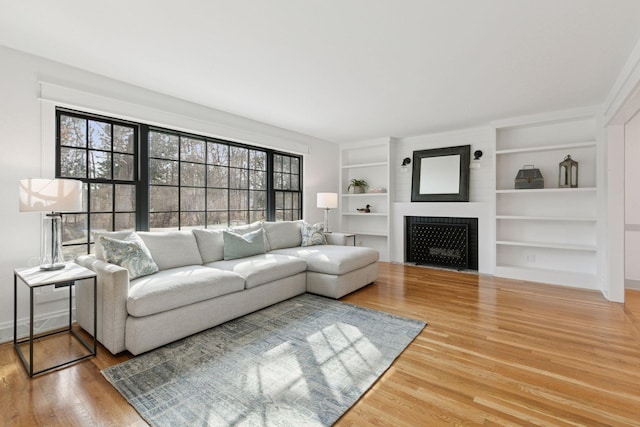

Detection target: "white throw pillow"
[301, 222, 327, 247]
[99, 233, 159, 279]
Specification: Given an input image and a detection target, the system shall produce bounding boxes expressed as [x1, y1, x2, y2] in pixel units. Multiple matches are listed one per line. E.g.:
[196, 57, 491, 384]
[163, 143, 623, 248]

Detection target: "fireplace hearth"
[405, 216, 478, 271]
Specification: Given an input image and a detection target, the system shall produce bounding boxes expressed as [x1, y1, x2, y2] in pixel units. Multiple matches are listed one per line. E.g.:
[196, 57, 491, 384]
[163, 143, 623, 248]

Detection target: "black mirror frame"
[410, 145, 470, 202]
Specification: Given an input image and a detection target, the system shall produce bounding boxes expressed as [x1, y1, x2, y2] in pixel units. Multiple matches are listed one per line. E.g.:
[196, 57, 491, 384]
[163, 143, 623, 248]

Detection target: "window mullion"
[137, 125, 149, 231]
[110, 124, 115, 229]
[266, 151, 274, 221]
[177, 136, 182, 229]
[204, 142, 209, 227]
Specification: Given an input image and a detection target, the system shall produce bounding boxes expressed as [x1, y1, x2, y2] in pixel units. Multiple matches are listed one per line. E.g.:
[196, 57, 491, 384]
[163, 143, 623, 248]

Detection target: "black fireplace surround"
[405, 216, 478, 271]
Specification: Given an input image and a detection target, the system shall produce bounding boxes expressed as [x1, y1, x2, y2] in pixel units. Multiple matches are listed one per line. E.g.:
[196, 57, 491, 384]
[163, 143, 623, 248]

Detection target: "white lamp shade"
[19, 178, 83, 213]
[317, 192, 338, 209]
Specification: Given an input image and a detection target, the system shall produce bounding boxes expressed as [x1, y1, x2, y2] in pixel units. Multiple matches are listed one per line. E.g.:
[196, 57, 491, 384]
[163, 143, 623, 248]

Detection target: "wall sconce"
[400, 157, 411, 173]
[470, 150, 483, 169]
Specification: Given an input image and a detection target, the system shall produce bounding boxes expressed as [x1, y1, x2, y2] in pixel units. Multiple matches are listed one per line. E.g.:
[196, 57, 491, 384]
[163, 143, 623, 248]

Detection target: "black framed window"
[274, 154, 302, 221]
[56, 110, 138, 257]
[56, 109, 302, 256]
[148, 129, 270, 230]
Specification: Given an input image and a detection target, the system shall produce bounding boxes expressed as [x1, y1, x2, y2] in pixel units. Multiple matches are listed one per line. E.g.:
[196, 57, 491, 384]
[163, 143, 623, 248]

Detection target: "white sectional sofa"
[75, 220, 379, 355]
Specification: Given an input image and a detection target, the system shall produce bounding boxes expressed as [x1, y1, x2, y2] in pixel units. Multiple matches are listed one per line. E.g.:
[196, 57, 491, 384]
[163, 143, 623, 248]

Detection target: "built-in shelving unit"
[493, 111, 600, 289]
[339, 138, 392, 261]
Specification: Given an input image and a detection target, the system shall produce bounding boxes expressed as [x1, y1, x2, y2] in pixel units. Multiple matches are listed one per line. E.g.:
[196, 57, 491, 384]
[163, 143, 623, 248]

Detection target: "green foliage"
[348, 178, 368, 191]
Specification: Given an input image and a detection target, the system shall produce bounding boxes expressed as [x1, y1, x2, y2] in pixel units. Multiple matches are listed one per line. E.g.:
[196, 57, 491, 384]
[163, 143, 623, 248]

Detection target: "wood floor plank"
[1, 262, 639, 426]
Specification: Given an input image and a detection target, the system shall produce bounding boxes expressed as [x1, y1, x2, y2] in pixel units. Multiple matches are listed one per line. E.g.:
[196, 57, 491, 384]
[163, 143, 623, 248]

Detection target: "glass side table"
[14, 263, 97, 377]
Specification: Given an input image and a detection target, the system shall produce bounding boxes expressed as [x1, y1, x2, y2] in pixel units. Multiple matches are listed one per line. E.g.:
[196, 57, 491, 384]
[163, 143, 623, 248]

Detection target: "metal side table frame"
[13, 263, 97, 377]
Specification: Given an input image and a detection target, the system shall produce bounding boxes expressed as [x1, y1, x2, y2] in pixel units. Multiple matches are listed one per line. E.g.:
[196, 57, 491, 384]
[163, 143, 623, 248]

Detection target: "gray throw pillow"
[223, 228, 266, 260]
[301, 222, 327, 247]
[99, 233, 159, 279]
[228, 221, 269, 251]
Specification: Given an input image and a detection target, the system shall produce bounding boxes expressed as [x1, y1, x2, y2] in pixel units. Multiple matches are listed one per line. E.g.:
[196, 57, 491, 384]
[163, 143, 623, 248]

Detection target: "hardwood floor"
[2, 262, 640, 426]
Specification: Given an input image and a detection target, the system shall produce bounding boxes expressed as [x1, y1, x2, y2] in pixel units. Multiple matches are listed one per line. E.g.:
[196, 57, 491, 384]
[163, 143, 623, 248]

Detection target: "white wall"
[603, 35, 640, 302]
[604, 125, 626, 301]
[388, 127, 495, 272]
[0, 45, 338, 342]
[392, 127, 495, 203]
[625, 111, 640, 288]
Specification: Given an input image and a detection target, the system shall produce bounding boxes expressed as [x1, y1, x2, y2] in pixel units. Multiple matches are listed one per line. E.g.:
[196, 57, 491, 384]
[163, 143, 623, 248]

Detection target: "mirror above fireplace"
[410, 145, 470, 202]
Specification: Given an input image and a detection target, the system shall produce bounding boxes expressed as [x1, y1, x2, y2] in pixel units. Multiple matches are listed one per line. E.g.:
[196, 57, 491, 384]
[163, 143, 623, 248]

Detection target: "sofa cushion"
[138, 230, 203, 270]
[301, 222, 327, 247]
[223, 228, 266, 260]
[206, 253, 307, 289]
[193, 228, 225, 263]
[270, 245, 379, 275]
[262, 220, 304, 250]
[127, 265, 244, 317]
[99, 233, 159, 279]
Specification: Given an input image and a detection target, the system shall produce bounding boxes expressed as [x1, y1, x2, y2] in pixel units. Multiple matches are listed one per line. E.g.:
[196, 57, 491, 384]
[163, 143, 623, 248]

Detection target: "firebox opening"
[405, 216, 478, 271]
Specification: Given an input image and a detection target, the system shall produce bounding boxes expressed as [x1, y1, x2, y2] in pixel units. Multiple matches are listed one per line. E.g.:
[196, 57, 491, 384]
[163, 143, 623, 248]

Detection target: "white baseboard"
[626, 279, 640, 290]
[0, 308, 76, 344]
[1, 280, 77, 344]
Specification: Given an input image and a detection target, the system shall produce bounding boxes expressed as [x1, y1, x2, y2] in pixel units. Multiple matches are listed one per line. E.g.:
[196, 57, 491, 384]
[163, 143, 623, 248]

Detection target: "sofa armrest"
[76, 255, 130, 354]
[324, 232, 355, 246]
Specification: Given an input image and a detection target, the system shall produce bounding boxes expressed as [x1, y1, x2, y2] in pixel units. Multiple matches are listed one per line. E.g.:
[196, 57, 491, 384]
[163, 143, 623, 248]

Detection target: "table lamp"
[19, 178, 83, 270]
[316, 192, 338, 233]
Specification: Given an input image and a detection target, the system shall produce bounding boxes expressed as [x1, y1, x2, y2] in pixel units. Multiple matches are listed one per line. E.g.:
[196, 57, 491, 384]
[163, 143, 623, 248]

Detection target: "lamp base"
[41, 212, 66, 271]
[324, 208, 331, 233]
[39, 263, 66, 271]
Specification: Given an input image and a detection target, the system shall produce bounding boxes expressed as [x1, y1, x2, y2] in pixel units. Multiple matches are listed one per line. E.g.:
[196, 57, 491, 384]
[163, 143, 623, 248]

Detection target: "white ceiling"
[2, 1, 640, 143]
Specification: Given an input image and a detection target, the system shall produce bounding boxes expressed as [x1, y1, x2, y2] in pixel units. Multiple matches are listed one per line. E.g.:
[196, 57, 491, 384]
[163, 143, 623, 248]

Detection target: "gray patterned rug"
[102, 293, 426, 426]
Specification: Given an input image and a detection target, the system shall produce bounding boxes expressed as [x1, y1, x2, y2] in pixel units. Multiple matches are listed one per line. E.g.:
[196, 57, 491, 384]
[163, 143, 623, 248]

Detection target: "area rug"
[102, 293, 426, 426]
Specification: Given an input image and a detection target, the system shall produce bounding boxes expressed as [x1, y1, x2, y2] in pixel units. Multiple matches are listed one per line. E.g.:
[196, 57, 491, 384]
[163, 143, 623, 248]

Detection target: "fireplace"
[405, 216, 478, 271]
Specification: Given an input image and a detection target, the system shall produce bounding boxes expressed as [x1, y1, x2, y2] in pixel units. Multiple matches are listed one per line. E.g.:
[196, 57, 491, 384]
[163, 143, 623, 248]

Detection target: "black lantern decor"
[559, 155, 578, 188]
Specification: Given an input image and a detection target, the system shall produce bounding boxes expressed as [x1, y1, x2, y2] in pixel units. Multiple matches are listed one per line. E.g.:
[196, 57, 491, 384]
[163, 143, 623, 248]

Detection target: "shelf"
[345, 231, 388, 237]
[494, 113, 600, 290]
[340, 138, 392, 261]
[341, 212, 387, 217]
[496, 187, 596, 194]
[342, 193, 387, 197]
[496, 141, 596, 155]
[341, 162, 388, 169]
[496, 240, 596, 252]
[496, 215, 597, 222]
